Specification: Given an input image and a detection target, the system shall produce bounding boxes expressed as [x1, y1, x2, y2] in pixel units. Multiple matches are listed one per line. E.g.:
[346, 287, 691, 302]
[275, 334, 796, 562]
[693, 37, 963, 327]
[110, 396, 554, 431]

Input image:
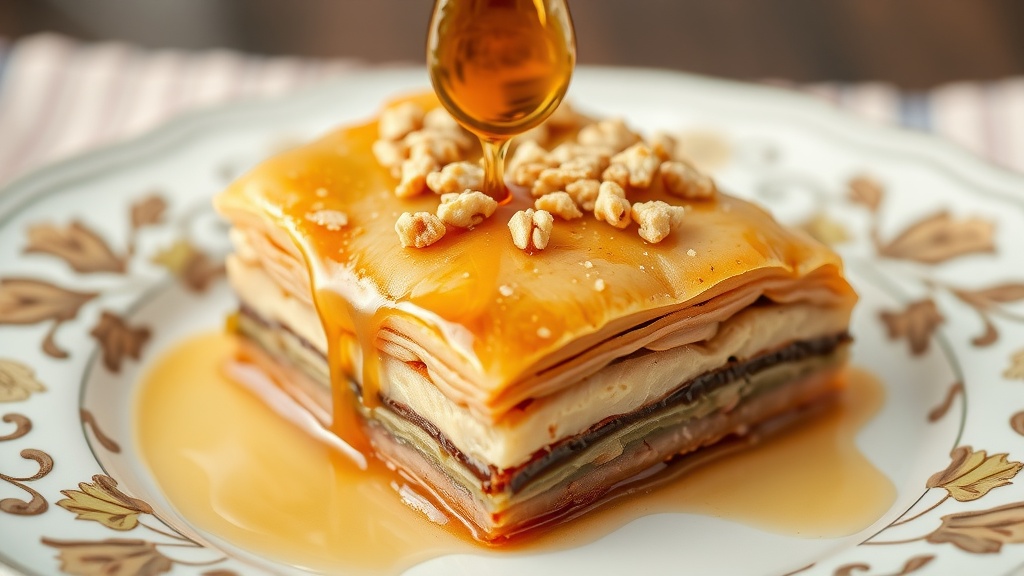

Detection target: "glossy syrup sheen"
[217, 101, 855, 388]
[136, 332, 896, 575]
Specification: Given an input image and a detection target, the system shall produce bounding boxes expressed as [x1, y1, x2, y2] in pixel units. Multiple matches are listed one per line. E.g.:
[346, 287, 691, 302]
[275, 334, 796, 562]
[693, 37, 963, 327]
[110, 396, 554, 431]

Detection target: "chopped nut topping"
[687, 248, 697, 257]
[404, 131, 464, 166]
[508, 208, 554, 251]
[631, 200, 685, 243]
[395, 212, 446, 248]
[508, 141, 551, 172]
[535, 192, 583, 220]
[609, 143, 661, 189]
[600, 163, 630, 188]
[507, 141, 554, 188]
[422, 107, 461, 132]
[372, 139, 406, 178]
[426, 161, 484, 195]
[305, 209, 349, 231]
[375, 106, 474, 197]
[531, 167, 572, 197]
[594, 181, 632, 228]
[395, 154, 439, 198]
[577, 118, 640, 153]
[559, 155, 608, 180]
[565, 179, 600, 211]
[531, 155, 610, 197]
[374, 103, 723, 250]
[436, 190, 498, 228]
[594, 278, 606, 292]
[511, 162, 550, 189]
[379, 102, 424, 141]
[660, 160, 716, 200]
[649, 132, 679, 162]
[549, 142, 612, 165]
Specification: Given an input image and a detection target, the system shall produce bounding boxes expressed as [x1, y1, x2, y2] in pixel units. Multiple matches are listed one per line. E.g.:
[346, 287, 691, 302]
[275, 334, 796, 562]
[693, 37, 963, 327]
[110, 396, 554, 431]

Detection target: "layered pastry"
[214, 95, 857, 542]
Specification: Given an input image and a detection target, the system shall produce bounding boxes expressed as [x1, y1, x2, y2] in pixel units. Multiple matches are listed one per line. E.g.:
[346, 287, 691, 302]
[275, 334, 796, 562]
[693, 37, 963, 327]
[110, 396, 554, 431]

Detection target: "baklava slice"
[214, 96, 857, 542]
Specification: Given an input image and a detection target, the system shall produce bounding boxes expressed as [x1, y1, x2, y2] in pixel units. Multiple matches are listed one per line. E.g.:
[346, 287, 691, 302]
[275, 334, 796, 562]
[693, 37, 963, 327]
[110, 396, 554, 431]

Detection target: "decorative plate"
[1, 68, 1023, 576]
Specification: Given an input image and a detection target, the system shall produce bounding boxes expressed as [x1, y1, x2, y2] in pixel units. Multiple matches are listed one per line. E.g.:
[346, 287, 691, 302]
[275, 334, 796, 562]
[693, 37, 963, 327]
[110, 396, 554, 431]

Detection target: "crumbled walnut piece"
[395, 212, 446, 248]
[594, 181, 632, 228]
[372, 139, 406, 178]
[535, 192, 583, 220]
[395, 155, 439, 198]
[404, 131, 464, 166]
[631, 200, 685, 243]
[508, 141, 550, 171]
[660, 160, 716, 200]
[508, 208, 554, 251]
[565, 179, 601, 211]
[511, 162, 550, 189]
[577, 118, 640, 153]
[649, 132, 678, 162]
[422, 107, 461, 132]
[508, 141, 553, 187]
[305, 209, 349, 231]
[426, 161, 484, 194]
[436, 190, 498, 228]
[601, 163, 630, 188]
[549, 142, 612, 165]
[530, 155, 608, 197]
[530, 168, 567, 197]
[609, 143, 661, 189]
[379, 102, 424, 141]
[560, 155, 608, 180]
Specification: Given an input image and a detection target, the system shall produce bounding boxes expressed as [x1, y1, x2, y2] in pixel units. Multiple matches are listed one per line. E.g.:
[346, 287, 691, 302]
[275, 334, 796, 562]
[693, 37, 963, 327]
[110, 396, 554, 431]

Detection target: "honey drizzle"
[306, 0, 578, 461]
[481, 139, 511, 203]
[428, 0, 576, 200]
[136, 332, 895, 575]
[314, 288, 374, 459]
[305, 265, 394, 463]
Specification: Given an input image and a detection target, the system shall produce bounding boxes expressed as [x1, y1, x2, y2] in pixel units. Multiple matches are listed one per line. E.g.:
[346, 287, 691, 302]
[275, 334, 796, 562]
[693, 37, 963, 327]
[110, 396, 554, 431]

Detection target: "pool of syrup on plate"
[135, 332, 895, 575]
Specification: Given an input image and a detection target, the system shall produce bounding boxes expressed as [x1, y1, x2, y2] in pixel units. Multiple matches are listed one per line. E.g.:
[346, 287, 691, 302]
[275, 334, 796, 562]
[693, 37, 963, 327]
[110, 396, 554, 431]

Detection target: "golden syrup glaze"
[212, 93, 857, 419]
[135, 332, 895, 574]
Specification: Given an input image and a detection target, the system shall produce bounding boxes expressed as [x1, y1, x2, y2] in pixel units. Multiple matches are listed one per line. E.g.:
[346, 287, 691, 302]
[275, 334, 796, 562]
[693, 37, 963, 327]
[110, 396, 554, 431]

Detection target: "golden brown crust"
[214, 93, 857, 419]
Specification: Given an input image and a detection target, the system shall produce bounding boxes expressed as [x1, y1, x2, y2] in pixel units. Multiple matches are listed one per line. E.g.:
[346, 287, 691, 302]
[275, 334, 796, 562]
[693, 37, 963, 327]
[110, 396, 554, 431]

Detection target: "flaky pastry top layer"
[215, 94, 857, 418]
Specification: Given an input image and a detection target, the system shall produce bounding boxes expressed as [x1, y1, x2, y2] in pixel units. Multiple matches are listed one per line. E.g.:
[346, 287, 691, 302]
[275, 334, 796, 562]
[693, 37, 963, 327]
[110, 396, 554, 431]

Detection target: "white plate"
[1, 67, 1024, 576]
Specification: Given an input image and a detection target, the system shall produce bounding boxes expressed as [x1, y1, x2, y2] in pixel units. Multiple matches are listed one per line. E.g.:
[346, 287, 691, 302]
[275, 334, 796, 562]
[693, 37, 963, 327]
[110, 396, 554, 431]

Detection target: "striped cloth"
[0, 33, 1021, 186]
[0, 34, 360, 185]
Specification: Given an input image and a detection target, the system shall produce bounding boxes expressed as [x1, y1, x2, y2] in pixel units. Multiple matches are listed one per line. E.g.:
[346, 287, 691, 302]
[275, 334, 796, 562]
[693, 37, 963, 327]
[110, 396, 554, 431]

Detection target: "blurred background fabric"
[0, 1, 1022, 184]
[3, 0, 1023, 88]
